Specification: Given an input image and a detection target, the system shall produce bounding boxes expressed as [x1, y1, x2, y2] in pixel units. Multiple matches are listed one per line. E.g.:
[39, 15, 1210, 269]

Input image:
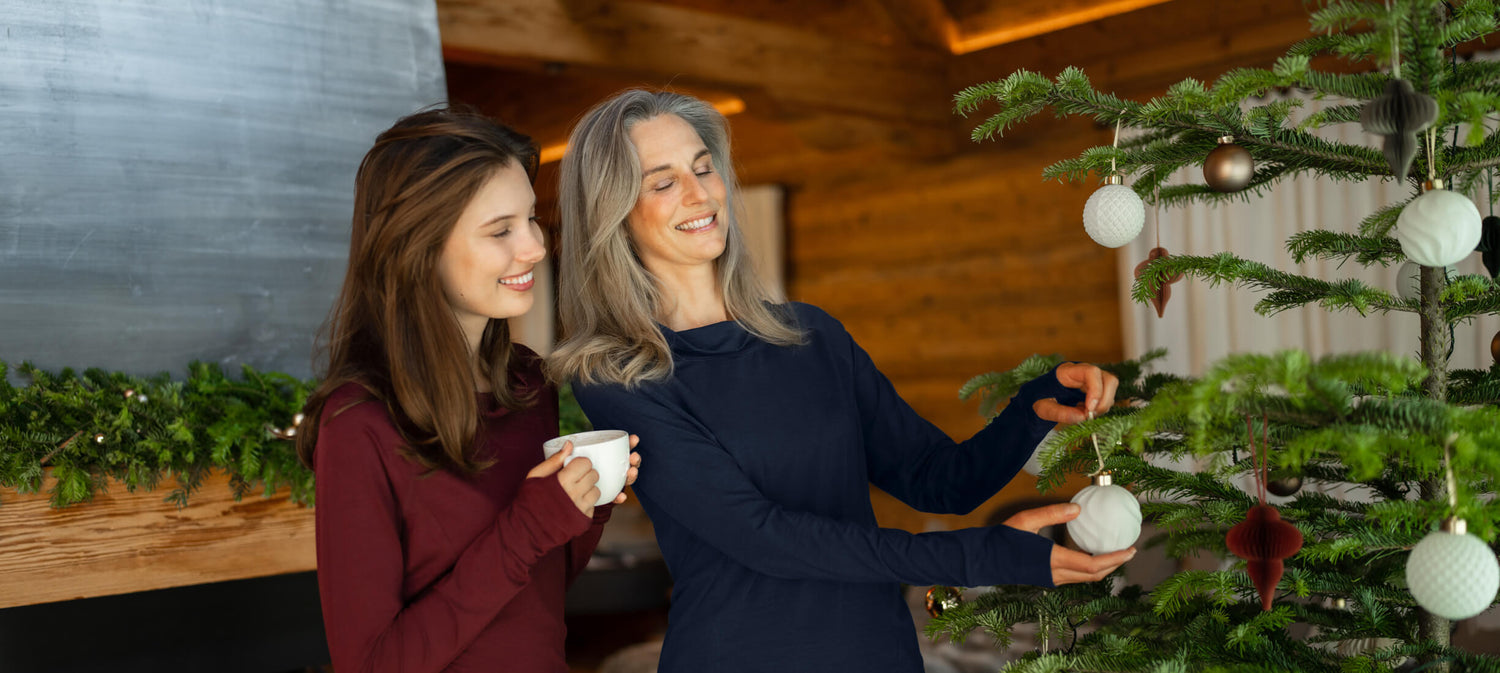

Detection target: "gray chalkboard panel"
[0, 0, 447, 378]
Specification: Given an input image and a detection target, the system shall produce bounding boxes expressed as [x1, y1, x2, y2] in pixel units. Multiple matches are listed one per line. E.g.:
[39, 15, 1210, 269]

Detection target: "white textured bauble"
[1023, 430, 1059, 475]
[1405, 527, 1500, 620]
[1066, 476, 1143, 554]
[1396, 187, 1482, 267]
[1082, 182, 1145, 248]
[1396, 261, 1458, 301]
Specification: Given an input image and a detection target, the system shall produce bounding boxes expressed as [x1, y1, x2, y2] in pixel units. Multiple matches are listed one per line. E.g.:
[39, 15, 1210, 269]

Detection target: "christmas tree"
[927, 2, 1500, 671]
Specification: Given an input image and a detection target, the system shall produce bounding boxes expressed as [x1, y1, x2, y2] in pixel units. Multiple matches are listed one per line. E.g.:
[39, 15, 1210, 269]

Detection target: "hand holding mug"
[543, 430, 635, 508]
[526, 442, 601, 517]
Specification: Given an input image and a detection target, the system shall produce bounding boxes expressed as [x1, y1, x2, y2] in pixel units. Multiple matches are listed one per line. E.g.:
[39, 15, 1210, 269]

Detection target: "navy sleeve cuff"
[1016, 363, 1087, 410]
[978, 525, 1057, 588]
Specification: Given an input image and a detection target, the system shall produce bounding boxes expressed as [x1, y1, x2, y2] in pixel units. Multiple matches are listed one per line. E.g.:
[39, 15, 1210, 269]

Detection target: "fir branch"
[959, 354, 1066, 419]
[1131, 252, 1410, 317]
[1285, 230, 1404, 267]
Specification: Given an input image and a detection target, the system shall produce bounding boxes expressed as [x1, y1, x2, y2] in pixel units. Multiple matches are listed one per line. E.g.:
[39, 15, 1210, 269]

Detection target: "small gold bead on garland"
[925, 585, 962, 618]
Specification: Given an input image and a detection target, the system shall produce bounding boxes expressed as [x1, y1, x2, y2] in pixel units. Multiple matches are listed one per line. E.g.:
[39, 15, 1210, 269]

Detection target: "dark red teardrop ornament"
[1133, 247, 1184, 318]
[1226, 504, 1303, 610]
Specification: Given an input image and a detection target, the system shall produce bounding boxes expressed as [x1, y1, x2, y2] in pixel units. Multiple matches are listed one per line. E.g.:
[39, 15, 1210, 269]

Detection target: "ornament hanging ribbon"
[1225, 415, 1303, 611]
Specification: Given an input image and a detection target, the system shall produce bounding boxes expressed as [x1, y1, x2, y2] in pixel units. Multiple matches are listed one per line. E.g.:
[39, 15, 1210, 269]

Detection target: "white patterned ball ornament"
[1066, 476, 1142, 554]
[1396, 188, 1482, 267]
[1082, 184, 1145, 248]
[1405, 527, 1500, 620]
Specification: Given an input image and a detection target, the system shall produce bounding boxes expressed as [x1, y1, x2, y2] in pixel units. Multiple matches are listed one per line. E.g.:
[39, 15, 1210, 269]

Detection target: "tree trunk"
[1418, 264, 1452, 671]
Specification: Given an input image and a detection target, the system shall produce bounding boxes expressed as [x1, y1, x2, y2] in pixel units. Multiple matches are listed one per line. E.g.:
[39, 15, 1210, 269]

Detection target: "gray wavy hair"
[548, 89, 803, 387]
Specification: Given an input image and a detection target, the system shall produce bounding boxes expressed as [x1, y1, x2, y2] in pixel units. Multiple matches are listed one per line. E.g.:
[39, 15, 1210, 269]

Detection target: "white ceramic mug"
[542, 429, 630, 507]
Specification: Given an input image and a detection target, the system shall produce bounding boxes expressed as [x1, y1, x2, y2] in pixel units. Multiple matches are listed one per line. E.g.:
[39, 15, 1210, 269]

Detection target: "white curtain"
[1120, 91, 1500, 377]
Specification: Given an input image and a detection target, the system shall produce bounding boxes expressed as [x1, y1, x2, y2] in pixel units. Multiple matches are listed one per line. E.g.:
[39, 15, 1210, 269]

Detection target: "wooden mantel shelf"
[0, 471, 315, 609]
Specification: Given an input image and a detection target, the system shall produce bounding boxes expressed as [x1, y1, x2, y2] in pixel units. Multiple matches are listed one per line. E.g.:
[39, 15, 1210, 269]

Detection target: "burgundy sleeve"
[565, 504, 614, 586]
[313, 406, 592, 673]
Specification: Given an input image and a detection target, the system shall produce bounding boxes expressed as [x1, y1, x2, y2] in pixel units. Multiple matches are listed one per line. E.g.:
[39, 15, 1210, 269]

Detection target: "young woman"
[296, 107, 639, 673]
[549, 90, 1134, 673]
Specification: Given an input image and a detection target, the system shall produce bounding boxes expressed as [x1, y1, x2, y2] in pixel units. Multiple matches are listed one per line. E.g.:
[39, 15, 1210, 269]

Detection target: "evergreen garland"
[0, 360, 592, 509]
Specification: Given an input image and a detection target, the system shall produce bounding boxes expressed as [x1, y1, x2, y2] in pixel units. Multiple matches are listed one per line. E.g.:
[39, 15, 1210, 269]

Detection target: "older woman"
[549, 90, 1133, 673]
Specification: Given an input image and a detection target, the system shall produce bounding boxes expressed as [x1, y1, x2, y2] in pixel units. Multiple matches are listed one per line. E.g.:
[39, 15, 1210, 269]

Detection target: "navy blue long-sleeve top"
[572, 303, 1085, 672]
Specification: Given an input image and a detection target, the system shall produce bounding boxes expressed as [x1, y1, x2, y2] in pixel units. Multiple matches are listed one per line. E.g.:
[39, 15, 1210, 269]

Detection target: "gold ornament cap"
[1091, 471, 1114, 487]
[1441, 516, 1467, 535]
[1103, 173, 1124, 186]
[1423, 178, 1447, 192]
[1218, 135, 1236, 144]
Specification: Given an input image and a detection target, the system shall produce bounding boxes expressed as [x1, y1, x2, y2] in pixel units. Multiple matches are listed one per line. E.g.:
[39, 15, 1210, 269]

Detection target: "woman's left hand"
[1032, 363, 1119, 425]
[614, 434, 643, 505]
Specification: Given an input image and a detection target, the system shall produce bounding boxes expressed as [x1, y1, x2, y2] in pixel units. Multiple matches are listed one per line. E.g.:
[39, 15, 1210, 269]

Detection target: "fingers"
[525, 442, 573, 479]
[1097, 373, 1120, 415]
[1033, 398, 1087, 425]
[1084, 366, 1105, 415]
[1002, 503, 1081, 533]
[559, 455, 597, 486]
[1051, 545, 1137, 585]
[628, 434, 640, 449]
[623, 452, 642, 487]
[1054, 364, 1121, 416]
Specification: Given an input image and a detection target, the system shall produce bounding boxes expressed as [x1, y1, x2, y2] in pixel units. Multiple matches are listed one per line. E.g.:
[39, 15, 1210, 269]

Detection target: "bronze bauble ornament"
[1203, 136, 1254, 192]
[1266, 474, 1303, 497]
[1491, 330, 1499, 364]
[925, 585, 962, 618]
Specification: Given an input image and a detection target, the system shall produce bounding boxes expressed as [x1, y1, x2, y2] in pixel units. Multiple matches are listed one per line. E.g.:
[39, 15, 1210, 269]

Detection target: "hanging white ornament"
[1406, 517, 1500, 620]
[1083, 174, 1145, 248]
[1066, 472, 1142, 554]
[1396, 179, 1482, 267]
[1396, 260, 1457, 301]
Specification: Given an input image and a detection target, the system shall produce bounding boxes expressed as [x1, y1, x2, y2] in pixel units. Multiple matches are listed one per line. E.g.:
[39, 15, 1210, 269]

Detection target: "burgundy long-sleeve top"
[313, 348, 609, 673]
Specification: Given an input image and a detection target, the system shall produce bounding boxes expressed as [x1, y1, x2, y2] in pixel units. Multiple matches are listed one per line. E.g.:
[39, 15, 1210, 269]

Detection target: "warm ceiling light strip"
[540, 96, 747, 164]
[949, 0, 1175, 55]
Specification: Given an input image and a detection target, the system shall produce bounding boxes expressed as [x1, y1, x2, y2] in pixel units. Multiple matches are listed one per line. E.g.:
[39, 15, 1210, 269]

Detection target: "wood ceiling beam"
[870, 0, 958, 52]
[950, 0, 1315, 100]
[436, 0, 952, 126]
[946, 0, 1179, 55]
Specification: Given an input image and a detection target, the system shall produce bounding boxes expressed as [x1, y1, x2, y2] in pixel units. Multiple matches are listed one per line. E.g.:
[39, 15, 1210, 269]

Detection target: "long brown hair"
[296, 106, 541, 474]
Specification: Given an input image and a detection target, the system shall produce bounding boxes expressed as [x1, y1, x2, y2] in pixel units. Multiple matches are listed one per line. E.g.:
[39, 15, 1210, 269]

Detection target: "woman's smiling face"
[625, 113, 728, 276]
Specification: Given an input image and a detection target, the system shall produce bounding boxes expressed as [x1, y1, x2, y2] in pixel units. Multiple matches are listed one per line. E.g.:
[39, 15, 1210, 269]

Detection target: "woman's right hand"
[1002, 502, 1136, 586]
[525, 442, 601, 517]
